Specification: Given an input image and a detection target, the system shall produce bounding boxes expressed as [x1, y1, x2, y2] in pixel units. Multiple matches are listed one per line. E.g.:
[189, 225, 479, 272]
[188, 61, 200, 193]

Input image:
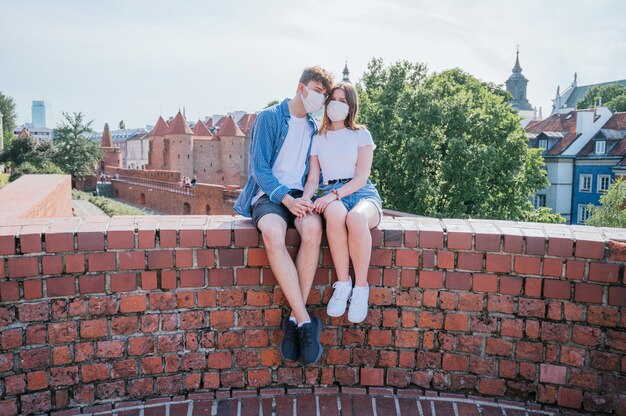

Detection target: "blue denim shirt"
[234, 99, 318, 217]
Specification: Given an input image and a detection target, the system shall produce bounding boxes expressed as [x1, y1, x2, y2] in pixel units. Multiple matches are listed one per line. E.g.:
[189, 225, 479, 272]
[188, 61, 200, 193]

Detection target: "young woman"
[302, 82, 383, 323]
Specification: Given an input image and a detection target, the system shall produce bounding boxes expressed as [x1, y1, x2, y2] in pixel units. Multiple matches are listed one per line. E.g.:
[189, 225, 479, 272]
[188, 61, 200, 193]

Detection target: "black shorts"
[251, 189, 303, 228]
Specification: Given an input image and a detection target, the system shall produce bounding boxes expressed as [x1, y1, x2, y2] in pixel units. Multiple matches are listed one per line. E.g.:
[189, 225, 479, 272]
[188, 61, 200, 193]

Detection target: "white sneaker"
[348, 285, 370, 323]
[326, 278, 353, 317]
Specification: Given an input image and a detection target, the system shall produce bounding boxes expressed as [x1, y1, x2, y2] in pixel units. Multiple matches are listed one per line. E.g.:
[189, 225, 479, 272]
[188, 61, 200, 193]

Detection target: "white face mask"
[301, 86, 326, 114]
[326, 100, 350, 122]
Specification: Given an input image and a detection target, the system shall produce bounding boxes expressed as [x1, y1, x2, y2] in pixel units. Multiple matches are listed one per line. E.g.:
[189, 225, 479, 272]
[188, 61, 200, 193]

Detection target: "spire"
[512, 48, 522, 73]
[192, 119, 213, 137]
[149, 116, 169, 137]
[101, 123, 113, 147]
[165, 111, 193, 135]
[216, 115, 244, 137]
[342, 59, 350, 83]
[573, 72, 578, 87]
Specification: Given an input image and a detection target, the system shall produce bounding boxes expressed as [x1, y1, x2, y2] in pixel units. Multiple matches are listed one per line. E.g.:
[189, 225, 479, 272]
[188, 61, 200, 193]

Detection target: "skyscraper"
[32, 100, 48, 128]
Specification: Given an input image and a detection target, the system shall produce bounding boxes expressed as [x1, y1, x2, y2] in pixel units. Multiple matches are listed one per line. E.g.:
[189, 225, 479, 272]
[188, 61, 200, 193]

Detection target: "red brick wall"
[0, 174, 73, 222]
[0, 216, 624, 415]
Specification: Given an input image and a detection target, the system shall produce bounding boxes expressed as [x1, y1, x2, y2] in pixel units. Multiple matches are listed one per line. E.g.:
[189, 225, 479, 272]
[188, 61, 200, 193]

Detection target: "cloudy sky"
[2, 0, 625, 131]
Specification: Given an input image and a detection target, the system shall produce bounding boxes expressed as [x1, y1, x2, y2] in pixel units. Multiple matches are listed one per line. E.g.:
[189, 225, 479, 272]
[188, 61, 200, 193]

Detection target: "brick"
[111, 316, 138, 335]
[543, 279, 570, 299]
[442, 353, 468, 371]
[82, 363, 109, 382]
[18, 302, 48, 322]
[478, 378, 505, 396]
[149, 292, 176, 310]
[368, 329, 392, 347]
[45, 231, 74, 252]
[41, 255, 62, 275]
[524, 277, 542, 297]
[360, 368, 384, 386]
[161, 270, 177, 289]
[575, 239, 605, 259]
[2, 329, 22, 350]
[370, 249, 393, 266]
[120, 294, 147, 313]
[107, 229, 135, 249]
[447, 231, 472, 250]
[110, 272, 137, 292]
[501, 319, 523, 338]
[486, 338, 512, 356]
[589, 262, 619, 283]
[180, 269, 205, 287]
[129, 337, 154, 356]
[20, 391, 51, 414]
[457, 252, 483, 270]
[458, 292, 483, 311]
[486, 254, 510, 273]
[445, 272, 470, 290]
[0, 281, 19, 301]
[88, 252, 116, 272]
[473, 273, 497, 292]
[487, 294, 513, 313]
[119, 251, 145, 270]
[209, 268, 233, 286]
[572, 325, 601, 346]
[418, 229, 444, 249]
[237, 268, 260, 285]
[587, 305, 618, 327]
[565, 260, 585, 280]
[396, 249, 419, 267]
[547, 237, 573, 257]
[500, 276, 522, 295]
[8, 257, 39, 278]
[210, 311, 234, 329]
[542, 258, 563, 277]
[418, 311, 443, 329]
[557, 387, 582, 409]
[246, 248, 268, 266]
[79, 274, 105, 294]
[574, 283, 603, 303]
[80, 319, 108, 338]
[609, 286, 626, 306]
[47, 276, 75, 296]
[475, 232, 501, 252]
[219, 248, 244, 267]
[418, 270, 442, 288]
[180, 228, 204, 247]
[436, 251, 454, 268]
[175, 249, 193, 267]
[49, 322, 78, 344]
[514, 256, 541, 275]
[27, 370, 47, 391]
[444, 314, 468, 331]
[540, 364, 566, 384]
[65, 253, 85, 273]
[147, 250, 173, 269]
[77, 231, 105, 251]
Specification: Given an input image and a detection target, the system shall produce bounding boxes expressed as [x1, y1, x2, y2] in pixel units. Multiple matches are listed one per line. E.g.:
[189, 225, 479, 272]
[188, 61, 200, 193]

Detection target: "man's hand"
[283, 195, 315, 219]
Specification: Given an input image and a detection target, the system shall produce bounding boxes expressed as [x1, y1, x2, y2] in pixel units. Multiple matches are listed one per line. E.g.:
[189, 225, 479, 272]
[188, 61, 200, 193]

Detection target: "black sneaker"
[279, 316, 300, 362]
[298, 316, 323, 365]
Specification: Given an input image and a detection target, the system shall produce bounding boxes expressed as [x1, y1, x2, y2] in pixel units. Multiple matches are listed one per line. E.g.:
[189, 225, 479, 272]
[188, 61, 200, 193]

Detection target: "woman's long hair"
[318, 82, 365, 135]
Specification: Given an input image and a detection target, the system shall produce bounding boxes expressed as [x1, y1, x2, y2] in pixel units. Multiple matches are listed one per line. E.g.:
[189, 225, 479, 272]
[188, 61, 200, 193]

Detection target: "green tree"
[576, 83, 626, 112]
[585, 177, 626, 228]
[52, 112, 102, 181]
[118, 120, 126, 130]
[522, 207, 566, 224]
[9, 161, 64, 182]
[264, 99, 279, 109]
[0, 134, 56, 170]
[0, 92, 17, 149]
[358, 59, 550, 220]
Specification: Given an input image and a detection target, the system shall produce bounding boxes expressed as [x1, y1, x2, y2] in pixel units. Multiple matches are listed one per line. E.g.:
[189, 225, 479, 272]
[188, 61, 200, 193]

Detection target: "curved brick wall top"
[0, 215, 625, 415]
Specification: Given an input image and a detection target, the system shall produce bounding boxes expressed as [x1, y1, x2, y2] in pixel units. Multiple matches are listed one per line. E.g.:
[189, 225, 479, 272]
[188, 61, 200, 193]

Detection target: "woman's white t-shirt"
[310, 128, 376, 183]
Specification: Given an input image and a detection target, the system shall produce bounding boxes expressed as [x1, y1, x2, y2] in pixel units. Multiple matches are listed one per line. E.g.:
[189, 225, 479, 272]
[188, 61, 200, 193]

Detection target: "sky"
[2, 0, 625, 132]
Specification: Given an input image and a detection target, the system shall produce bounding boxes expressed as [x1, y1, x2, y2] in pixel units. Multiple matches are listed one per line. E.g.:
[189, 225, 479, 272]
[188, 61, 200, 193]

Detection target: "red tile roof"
[215, 117, 227, 129]
[603, 112, 626, 130]
[149, 116, 169, 137]
[101, 123, 113, 147]
[206, 118, 213, 128]
[192, 120, 213, 137]
[525, 111, 578, 156]
[216, 115, 245, 137]
[238, 113, 257, 135]
[609, 137, 626, 157]
[165, 111, 193, 135]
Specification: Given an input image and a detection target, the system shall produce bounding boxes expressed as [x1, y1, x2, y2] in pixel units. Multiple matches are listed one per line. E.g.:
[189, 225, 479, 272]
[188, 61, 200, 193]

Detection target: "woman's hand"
[313, 193, 338, 214]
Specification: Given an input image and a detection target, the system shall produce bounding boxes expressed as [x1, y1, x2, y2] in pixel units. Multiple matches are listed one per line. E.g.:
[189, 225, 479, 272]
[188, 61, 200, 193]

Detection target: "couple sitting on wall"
[234, 66, 383, 366]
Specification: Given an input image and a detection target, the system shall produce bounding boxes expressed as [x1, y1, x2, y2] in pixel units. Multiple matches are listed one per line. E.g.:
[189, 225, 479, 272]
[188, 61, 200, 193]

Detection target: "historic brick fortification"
[0, 215, 624, 415]
[147, 112, 250, 188]
[0, 175, 72, 222]
[99, 123, 122, 172]
[110, 168, 236, 215]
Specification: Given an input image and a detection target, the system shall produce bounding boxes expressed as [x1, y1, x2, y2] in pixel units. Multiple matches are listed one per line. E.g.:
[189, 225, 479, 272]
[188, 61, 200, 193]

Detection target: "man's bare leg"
[257, 214, 309, 323]
[294, 213, 323, 308]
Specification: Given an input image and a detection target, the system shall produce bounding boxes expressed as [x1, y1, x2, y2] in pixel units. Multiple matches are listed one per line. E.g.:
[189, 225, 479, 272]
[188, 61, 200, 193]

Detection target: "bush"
[72, 189, 148, 217]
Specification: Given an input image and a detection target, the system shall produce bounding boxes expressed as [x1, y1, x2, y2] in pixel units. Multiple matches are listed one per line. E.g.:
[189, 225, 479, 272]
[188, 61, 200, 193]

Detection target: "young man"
[235, 66, 333, 365]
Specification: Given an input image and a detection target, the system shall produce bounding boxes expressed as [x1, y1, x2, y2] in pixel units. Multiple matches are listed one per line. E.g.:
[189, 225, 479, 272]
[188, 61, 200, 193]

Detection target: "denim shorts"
[251, 189, 302, 228]
[320, 179, 383, 225]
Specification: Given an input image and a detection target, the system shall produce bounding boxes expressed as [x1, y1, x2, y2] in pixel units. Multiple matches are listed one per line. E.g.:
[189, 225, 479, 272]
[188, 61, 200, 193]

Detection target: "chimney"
[576, 110, 594, 136]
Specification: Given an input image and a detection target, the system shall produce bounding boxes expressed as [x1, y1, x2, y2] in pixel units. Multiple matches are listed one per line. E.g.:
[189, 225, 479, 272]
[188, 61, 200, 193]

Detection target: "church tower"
[506, 49, 533, 112]
[342, 60, 350, 83]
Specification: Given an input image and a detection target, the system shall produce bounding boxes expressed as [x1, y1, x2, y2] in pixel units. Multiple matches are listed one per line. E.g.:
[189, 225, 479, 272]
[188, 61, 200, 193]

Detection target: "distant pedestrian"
[191, 176, 197, 187]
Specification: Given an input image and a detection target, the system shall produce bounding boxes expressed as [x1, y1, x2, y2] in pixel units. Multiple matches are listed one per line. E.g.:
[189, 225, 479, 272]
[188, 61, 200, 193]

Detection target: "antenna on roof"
[599, 96, 602, 107]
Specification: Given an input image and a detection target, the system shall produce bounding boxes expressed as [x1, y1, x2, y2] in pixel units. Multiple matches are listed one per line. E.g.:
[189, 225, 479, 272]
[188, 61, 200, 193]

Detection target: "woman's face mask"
[301, 85, 326, 114]
[326, 100, 350, 122]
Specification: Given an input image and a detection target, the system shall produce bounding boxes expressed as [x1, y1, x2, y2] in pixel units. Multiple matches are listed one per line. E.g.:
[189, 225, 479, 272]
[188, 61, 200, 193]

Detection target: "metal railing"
[113, 175, 196, 197]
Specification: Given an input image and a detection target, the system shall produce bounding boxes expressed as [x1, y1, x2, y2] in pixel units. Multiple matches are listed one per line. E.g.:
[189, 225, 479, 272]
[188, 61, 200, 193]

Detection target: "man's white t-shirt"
[252, 115, 312, 204]
[310, 128, 376, 183]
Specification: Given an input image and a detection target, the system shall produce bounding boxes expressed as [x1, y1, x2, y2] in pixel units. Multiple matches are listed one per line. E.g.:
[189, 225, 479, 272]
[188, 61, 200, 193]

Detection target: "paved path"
[72, 200, 108, 217]
[74, 390, 582, 416]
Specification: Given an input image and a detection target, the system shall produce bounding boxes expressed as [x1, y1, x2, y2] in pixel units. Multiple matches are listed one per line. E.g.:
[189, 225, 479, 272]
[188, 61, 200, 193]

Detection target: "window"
[538, 139, 547, 150]
[595, 140, 606, 154]
[598, 175, 611, 193]
[578, 204, 592, 223]
[533, 194, 546, 209]
[579, 174, 592, 192]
